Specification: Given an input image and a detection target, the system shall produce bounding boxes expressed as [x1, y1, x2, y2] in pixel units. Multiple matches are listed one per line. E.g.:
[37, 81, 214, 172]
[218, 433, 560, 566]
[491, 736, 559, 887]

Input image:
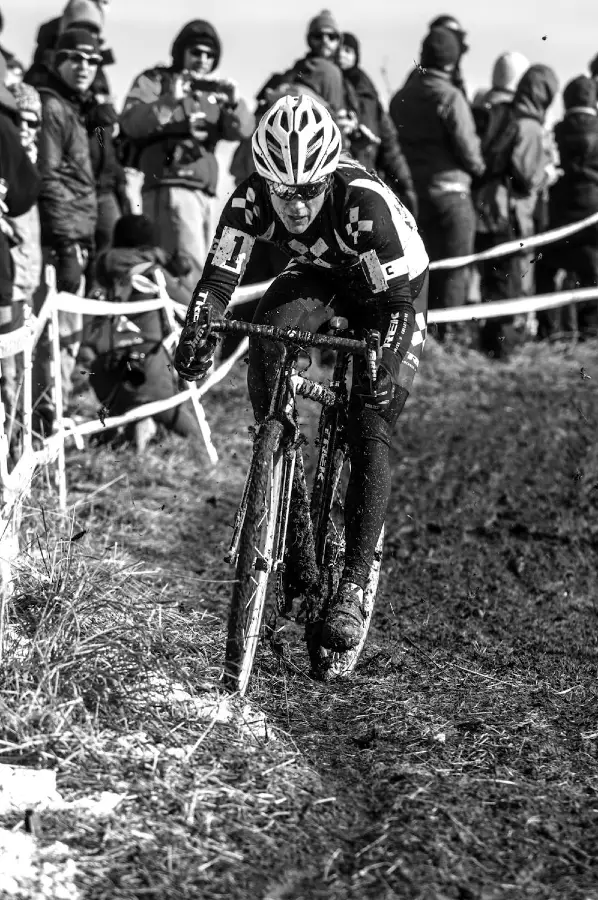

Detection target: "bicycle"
[203, 314, 386, 696]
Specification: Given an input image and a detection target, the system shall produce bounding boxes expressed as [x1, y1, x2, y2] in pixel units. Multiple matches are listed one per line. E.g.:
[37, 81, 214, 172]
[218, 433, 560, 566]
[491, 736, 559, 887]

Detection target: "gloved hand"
[54, 243, 87, 294]
[174, 322, 217, 382]
[353, 349, 398, 410]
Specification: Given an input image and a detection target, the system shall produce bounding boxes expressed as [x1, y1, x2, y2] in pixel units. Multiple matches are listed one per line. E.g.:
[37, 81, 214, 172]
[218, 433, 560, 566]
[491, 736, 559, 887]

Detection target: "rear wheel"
[308, 441, 385, 681]
[225, 420, 285, 695]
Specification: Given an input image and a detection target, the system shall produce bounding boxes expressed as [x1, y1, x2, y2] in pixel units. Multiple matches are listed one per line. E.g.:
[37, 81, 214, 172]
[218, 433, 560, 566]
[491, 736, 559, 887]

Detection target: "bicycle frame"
[213, 317, 378, 592]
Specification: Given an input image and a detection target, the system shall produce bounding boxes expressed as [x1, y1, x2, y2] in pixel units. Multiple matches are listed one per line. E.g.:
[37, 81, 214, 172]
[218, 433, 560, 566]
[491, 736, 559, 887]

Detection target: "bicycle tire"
[308, 442, 385, 681]
[224, 419, 285, 695]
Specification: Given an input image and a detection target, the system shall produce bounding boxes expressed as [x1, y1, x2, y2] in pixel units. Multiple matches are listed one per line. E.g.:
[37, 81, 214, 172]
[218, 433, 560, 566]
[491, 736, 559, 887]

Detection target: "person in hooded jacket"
[25, 0, 114, 86]
[389, 28, 484, 338]
[283, 10, 345, 117]
[0, 56, 41, 332]
[336, 32, 417, 217]
[536, 75, 598, 340]
[83, 213, 201, 448]
[119, 19, 254, 287]
[476, 63, 558, 356]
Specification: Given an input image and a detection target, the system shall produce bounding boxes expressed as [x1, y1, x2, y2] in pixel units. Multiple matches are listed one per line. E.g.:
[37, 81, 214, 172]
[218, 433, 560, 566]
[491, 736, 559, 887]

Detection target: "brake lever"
[365, 329, 381, 396]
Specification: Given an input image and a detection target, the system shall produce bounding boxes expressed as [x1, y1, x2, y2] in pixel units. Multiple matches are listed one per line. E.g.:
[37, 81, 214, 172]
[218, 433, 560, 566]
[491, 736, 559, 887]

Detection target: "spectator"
[473, 51, 530, 134]
[337, 32, 417, 215]
[282, 10, 345, 115]
[83, 213, 201, 450]
[536, 75, 598, 340]
[428, 15, 470, 96]
[33, 27, 100, 436]
[2, 82, 43, 451]
[120, 19, 254, 286]
[472, 51, 531, 358]
[590, 53, 598, 96]
[26, 0, 113, 87]
[389, 28, 484, 339]
[0, 55, 41, 333]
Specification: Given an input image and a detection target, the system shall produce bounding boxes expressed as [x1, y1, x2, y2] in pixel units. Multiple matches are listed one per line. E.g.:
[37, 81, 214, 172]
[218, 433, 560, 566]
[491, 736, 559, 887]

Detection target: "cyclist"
[174, 94, 429, 653]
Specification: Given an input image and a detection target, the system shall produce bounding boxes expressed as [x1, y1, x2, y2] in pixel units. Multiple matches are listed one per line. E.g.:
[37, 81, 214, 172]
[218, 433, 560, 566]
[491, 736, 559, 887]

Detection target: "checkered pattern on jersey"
[411, 312, 427, 348]
[287, 237, 332, 267]
[231, 186, 259, 226]
[346, 206, 374, 245]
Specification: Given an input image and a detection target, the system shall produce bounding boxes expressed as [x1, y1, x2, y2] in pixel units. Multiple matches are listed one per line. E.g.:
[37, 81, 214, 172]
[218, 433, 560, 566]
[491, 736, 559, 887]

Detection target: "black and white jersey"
[191, 158, 428, 312]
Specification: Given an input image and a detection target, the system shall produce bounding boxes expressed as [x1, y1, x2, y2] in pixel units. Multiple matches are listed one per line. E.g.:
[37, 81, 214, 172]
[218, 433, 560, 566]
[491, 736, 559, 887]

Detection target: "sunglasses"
[188, 46, 215, 59]
[63, 51, 102, 66]
[20, 116, 41, 130]
[268, 178, 329, 202]
[311, 31, 340, 43]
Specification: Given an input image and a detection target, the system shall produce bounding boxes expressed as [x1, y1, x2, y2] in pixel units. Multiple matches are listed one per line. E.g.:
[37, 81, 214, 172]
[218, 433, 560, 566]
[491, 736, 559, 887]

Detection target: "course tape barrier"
[227, 209, 598, 308]
[0, 201, 597, 521]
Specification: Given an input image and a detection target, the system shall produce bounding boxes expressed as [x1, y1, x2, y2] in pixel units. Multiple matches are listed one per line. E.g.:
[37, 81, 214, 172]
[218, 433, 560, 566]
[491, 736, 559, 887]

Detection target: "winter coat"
[509, 64, 559, 237]
[389, 68, 484, 199]
[36, 68, 97, 249]
[0, 103, 41, 307]
[341, 66, 416, 213]
[119, 20, 254, 196]
[282, 54, 345, 113]
[549, 76, 598, 228]
[10, 206, 42, 302]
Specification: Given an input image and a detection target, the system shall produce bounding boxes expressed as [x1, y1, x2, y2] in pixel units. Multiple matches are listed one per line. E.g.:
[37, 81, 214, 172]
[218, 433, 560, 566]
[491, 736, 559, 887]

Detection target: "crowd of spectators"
[0, 3, 597, 453]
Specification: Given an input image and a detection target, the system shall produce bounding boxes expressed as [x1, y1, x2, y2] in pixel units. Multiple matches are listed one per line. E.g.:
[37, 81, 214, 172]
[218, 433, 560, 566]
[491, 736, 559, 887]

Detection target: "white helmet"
[252, 94, 342, 185]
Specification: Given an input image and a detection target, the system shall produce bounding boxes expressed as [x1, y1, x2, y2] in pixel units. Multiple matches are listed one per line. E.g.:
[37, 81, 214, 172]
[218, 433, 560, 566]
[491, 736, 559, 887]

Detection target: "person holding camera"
[120, 19, 254, 286]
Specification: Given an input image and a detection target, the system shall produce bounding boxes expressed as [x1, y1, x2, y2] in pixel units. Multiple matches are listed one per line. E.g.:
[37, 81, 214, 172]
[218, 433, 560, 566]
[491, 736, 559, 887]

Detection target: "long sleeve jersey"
[186, 158, 429, 378]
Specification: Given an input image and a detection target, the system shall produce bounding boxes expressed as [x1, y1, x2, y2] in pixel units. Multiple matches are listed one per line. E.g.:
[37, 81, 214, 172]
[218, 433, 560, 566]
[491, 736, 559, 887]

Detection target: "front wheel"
[224, 419, 285, 695]
[308, 444, 385, 681]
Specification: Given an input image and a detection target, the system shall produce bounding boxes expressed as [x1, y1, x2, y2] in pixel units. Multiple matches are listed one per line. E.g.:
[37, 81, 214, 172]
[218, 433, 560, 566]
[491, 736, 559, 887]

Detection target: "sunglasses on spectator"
[188, 46, 215, 59]
[311, 31, 340, 43]
[268, 178, 329, 202]
[20, 115, 41, 130]
[62, 50, 102, 66]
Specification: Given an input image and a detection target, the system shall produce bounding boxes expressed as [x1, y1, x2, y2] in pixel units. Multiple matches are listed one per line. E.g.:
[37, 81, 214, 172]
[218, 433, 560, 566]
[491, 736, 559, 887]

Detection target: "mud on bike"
[203, 313, 386, 696]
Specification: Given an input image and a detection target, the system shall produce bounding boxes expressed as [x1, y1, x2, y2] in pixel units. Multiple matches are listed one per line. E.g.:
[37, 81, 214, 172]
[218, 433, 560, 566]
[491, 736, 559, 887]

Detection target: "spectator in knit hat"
[2, 82, 43, 450]
[428, 15, 469, 96]
[536, 75, 598, 341]
[471, 51, 530, 358]
[26, 0, 114, 88]
[82, 213, 201, 451]
[120, 19, 254, 287]
[0, 54, 40, 333]
[282, 10, 345, 115]
[590, 54, 598, 94]
[337, 32, 417, 216]
[32, 27, 100, 436]
[389, 27, 484, 341]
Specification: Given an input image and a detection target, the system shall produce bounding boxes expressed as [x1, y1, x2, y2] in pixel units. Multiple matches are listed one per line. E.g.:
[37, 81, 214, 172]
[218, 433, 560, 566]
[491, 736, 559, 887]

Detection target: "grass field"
[1, 336, 598, 899]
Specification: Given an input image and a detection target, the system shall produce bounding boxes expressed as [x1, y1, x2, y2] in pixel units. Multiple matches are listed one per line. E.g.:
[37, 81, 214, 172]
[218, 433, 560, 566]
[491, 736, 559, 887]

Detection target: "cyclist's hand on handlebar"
[354, 365, 394, 410]
[174, 322, 217, 382]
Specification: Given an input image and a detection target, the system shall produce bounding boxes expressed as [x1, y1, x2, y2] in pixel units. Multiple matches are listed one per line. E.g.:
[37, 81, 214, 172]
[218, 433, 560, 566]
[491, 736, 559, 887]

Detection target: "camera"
[189, 76, 235, 103]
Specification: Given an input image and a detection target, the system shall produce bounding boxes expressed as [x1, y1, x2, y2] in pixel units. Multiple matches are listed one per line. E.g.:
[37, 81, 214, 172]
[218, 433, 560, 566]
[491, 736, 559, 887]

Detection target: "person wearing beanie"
[536, 75, 598, 340]
[0, 52, 40, 336]
[279, 10, 345, 115]
[337, 32, 417, 215]
[120, 18, 254, 287]
[389, 27, 484, 342]
[589, 53, 598, 91]
[26, 0, 115, 90]
[472, 63, 558, 357]
[30, 27, 100, 436]
[82, 213, 200, 448]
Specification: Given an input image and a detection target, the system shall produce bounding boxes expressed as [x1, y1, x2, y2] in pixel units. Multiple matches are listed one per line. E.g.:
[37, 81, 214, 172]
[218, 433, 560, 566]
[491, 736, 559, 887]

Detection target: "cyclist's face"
[270, 191, 326, 234]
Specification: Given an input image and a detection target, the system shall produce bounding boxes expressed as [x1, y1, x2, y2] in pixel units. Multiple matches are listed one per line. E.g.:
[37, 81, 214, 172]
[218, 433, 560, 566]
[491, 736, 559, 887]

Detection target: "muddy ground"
[11, 336, 598, 899]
